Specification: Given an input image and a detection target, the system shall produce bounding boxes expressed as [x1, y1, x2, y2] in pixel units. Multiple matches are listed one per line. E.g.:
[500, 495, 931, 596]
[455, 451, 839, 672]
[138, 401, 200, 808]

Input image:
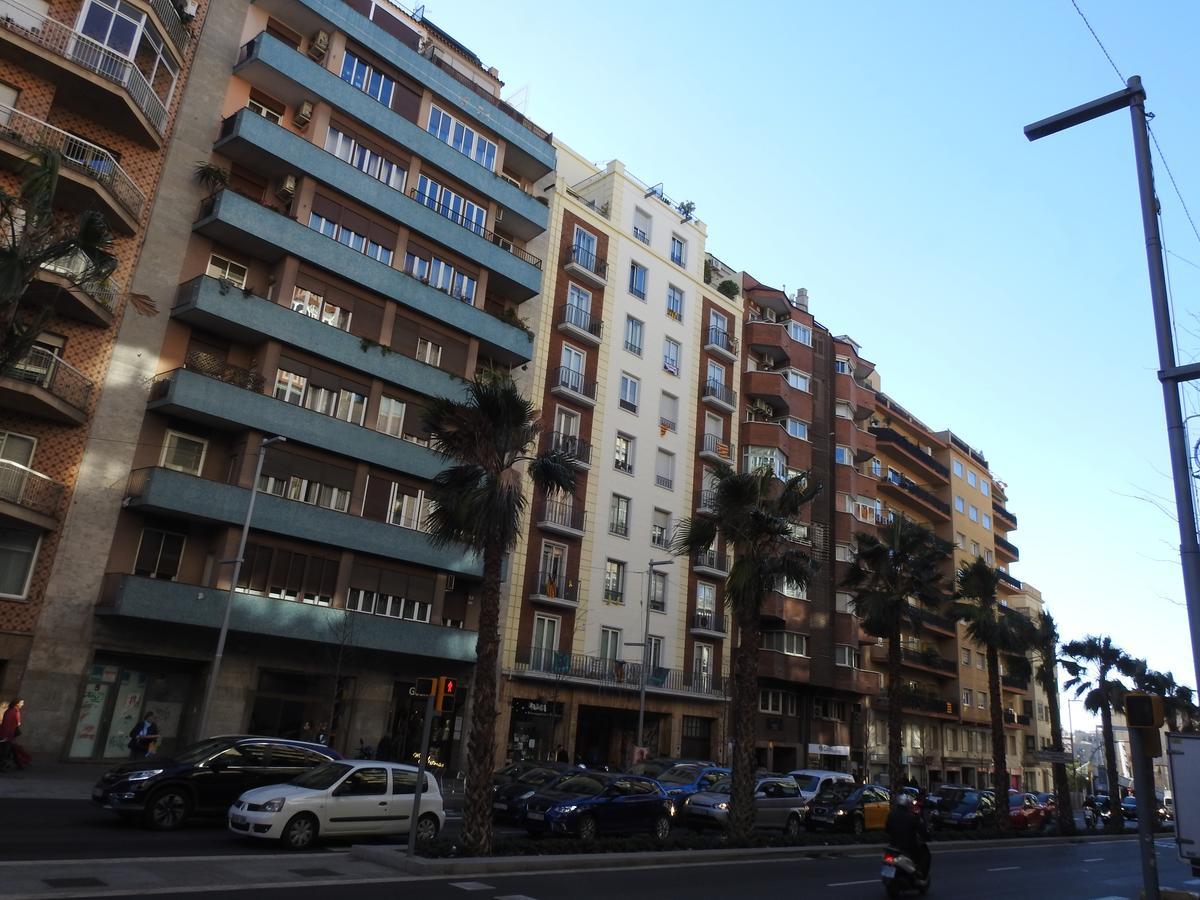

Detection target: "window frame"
[158, 430, 207, 476]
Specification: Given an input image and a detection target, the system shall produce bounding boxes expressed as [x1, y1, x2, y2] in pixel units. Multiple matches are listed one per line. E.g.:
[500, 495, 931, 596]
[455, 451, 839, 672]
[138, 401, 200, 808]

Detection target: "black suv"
[93, 736, 340, 830]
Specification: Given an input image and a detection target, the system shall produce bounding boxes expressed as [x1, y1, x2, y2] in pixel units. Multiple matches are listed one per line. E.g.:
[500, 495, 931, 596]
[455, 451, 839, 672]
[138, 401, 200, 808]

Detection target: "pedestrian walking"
[316, 723, 329, 745]
[128, 711, 160, 759]
[0, 698, 31, 769]
[298, 721, 315, 742]
[555, 744, 569, 763]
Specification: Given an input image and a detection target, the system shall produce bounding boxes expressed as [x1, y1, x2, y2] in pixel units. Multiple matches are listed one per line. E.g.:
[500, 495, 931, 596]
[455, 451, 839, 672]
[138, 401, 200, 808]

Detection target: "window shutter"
[361, 475, 393, 522]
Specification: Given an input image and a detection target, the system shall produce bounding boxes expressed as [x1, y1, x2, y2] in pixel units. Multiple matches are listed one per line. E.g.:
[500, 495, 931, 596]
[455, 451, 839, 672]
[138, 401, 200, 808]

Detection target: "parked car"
[787, 769, 856, 805]
[655, 763, 730, 802]
[492, 764, 574, 823]
[806, 783, 891, 836]
[683, 776, 807, 836]
[1008, 792, 1047, 830]
[933, 789, 996, 830]
[229, 760, 442, 850]
[1120, 795, 1171, 825]
[92, 736, 340, 830]
[524, 772, 674, 841]
[926, 784, 971, 825]
[630, 758, 715, 779]
[493, 759, 563, 788]
[1034, 791, 1058, 817]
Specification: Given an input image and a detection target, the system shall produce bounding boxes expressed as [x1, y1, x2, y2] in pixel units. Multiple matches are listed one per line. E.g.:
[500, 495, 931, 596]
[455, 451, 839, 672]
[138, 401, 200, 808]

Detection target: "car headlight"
[835, 809, 847, 816]
[518, 791, 535, 801]
[555, 804, 579, 814]
[715, 802, 729, 810]
[124, 769, 164, 781]
[261, 798, 286, 813]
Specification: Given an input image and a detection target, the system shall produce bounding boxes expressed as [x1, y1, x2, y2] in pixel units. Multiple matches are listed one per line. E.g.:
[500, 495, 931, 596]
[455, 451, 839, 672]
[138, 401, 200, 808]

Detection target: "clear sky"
[426, 0, 1200, 699]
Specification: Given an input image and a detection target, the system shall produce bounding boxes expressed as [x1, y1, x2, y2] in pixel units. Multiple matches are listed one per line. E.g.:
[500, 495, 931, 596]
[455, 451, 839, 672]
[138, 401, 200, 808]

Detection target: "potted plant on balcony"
[193, 160, 230, 196]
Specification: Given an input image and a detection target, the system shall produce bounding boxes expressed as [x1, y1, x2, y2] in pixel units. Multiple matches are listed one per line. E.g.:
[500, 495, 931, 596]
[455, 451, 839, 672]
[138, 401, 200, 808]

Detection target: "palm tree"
[1, 151, 117, 377]
[948, 559, 1036, 830]
[1062, 636, 1140, 833]
[672, 462, 819, 842]
[423, 370, 577, 856]
[1030, 610, 1073, 833]
[1132, 666, 1199, 732]
[843, 518, 950, 794]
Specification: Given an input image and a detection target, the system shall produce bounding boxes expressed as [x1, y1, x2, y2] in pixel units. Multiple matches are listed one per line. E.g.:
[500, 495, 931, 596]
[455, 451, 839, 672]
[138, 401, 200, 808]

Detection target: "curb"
[350, 832, 1139, 876]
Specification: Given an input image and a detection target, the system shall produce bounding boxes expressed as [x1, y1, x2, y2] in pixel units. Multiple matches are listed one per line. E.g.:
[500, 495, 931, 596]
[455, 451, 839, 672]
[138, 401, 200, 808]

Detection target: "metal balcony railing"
[884, 472, 951, 515]
[181, 351, 265, 392]
[703, 378, 736, 407]
[536, 498, 586, 533]
[555, 303, 602, 339]
[568, 243, 606, 278]
[1002, 674, 1030, 691]
[704, 326, 738, 355]
[530, 570, 577, 603]
[604, 588, 624, 604]
[547, 431, 591, 465]
[696, 490, 718, 513]
[148, 0, 192, 50]
[514, 647, 724, 696]
[698, 433, 733, 461]
[553, 367, 596, 400]
[868, 426, 950, 478]
[9, 345, 93, 411]
[901, 646, 957, 673]
[694, 549, 728, 572]
[650, 528, 670, 549]
[0, 458, 63, 517]
[995, 535, 1020, 558]
[692, 611, 728, 634]
[42, 251, 120, 310]
[0, 104, 145, 218]
[993, 504, 1018, 526]
[876, 691, 959, 716]
[997, 569, 1022, 590]
[409, 187, 541, 268]
[908, 606, 956, 632]
[0, 3, 168, 135]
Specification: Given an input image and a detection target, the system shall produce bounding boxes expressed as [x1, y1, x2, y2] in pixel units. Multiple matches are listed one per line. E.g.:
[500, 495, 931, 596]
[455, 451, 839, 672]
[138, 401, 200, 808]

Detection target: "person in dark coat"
[555, 745, 569, 763]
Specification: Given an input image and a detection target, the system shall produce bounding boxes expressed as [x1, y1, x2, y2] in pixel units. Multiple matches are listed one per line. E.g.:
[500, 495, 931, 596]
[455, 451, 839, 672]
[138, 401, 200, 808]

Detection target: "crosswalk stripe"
[449, 883, 495, 892]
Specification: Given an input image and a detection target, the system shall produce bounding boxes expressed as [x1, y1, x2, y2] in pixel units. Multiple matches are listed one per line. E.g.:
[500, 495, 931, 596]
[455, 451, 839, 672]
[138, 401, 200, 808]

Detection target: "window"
[835, 544, 854, 563]
[870, 457, 882, 476]
[784, 369, 810, 391]
[655, 450, 675, 490]
[238, 543, 337, 606]
[159, 431, 206, 475]
[291, 286, 352, 331]
[954, 495, 965, 513]
[387, 485, 434, 532]
[248, 95, 283, 124]
[953, 460, 964, 478]
[982, 513, 992, 530]
[834, 645, 860, 668]
[651, 509, 671, 548]
[206, 254, 247, 287]
[835, 400, 854, 419]
[600, 627, 622, 661]
[967, 470, 977, 487]
[308, 212, 394, 266]
[566, 282, 592, 316]
[619, 374, 640, 413]
[376, 396, 406, 437]
[759, 689, 786, 714]
[325, 125, 406, 190]
[633, 208, 651, 244]
[663, 338, 681, 375]
[614, 433, 634, 473]
[981, 480, 990, 497]
[650, 571, 668, 612]
[340, 50, 395, 106]
[955, 531, 965, 549]
[786, 419, 809, 440]
[660, 392, 679, 432]
[696, 581, 716, 617]
[977, 654, 985, 670]
[274, 369, 307, 405]
[834, 357, 850, 375]
[962, 648, 971, 666]
[670, 234, 686, 266]
[78, 0, 178, 107]
[604, 559, 625, 604]
[968, 504, 979, 522]
[415, 338, 443, 367]
[978, 691, 987, 709]
[746, 446, 787, 479]
[666, 285, 684, 321]
[834, 445, 852, 465]
[786, 321, 812, 345]
[763, 631, 808, 656]
[962, 688, 972, 707]
[836, 592, 855, 613]
[815, 698, 848, 721]
[629, 262, 647, 299]
[133, 527, 185, 580]
[984, 548, 994, 564]
[624, 316, 644, 355]
[415, 174, 486, 234]
[426, 104, 497, 171]
[970, 541, 980, 557]
[609, 494, 630, 537]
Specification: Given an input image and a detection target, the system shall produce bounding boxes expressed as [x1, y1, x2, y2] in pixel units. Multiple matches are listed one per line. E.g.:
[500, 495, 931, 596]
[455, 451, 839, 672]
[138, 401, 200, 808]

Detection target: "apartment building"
[17, 0, 554, 763]
[0, 0, 211, 701]
[497, 149, 732, 768]
[1009, 582, 1054, 792]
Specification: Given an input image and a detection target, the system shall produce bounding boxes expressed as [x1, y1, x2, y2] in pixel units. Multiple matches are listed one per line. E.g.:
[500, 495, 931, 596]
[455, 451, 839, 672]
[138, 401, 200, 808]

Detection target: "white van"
[787, 769, 856, 804]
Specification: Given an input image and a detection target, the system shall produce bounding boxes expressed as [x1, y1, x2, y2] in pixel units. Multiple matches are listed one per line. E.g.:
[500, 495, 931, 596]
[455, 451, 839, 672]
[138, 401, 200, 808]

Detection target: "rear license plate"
[527, 811, 544, 821]
[881, 864, 896, 879]
[231, 814, 247, 825]
[493, 802, 508, 810]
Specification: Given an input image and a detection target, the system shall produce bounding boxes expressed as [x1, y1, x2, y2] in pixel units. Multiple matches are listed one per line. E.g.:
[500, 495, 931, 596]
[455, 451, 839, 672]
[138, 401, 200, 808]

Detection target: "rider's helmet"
[895, 791, 914, 808]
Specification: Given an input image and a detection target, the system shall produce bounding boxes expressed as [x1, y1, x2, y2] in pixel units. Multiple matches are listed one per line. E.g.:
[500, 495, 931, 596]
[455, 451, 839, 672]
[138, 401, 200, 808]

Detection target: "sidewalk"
[0, 763, 110, 801]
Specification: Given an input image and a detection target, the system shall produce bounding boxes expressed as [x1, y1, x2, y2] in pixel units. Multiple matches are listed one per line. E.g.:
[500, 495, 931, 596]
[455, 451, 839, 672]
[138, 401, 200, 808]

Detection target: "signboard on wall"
[511, 698, 564, 718]
[808, 743, 851, 757]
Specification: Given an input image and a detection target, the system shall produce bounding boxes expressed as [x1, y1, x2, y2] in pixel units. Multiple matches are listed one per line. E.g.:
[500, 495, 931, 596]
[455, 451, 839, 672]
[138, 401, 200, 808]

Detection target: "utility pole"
[634, 559, 673, 755]
[1026, 76, 1200, 697]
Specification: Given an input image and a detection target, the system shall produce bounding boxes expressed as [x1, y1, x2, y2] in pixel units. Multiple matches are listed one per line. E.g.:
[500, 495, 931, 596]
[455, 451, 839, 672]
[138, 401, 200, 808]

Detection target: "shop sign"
[511, 698, 564, 718]
[808, 743, 851, 757]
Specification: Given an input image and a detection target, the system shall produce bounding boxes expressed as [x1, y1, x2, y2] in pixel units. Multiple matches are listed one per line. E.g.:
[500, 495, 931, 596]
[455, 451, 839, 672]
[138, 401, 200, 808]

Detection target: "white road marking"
[827, 880, 878, 887]
[1083, 857, 1104, 862]
[987, 866, 1021, 871]
[450, 883, 496, 892]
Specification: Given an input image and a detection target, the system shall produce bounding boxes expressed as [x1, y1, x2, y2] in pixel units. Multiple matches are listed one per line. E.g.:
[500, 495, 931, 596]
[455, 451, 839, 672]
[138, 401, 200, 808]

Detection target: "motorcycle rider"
[886, 791, 931, 879]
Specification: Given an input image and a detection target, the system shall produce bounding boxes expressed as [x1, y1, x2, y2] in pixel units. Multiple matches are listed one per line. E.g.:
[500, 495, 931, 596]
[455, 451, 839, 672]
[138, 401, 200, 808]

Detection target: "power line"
[1069, 0, 1125, 84]
[1149, 124, 1200, 250]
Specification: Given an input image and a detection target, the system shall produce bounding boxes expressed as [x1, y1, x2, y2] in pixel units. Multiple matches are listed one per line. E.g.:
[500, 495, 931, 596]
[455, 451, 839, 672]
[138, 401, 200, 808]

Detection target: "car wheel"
[415, 813, 439, 844]
[652, 815, 671, 842]
[144, 788, 191, 831]
[281, 812, 319, 850]
[851, 814, 864, 837]
[577, 814, 598, 842]
[784, 814, 802, 839]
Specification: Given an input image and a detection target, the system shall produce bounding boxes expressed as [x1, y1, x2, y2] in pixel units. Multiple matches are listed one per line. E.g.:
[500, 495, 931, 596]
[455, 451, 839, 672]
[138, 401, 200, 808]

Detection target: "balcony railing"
[604, 588, 624, 605]
[696, 490, 718, 513]
[148, 0, 191, 51]
[876, 691, 959, 716]
[42, 251, 120, 311]
[698, 433, 733, 461]
[609, 515, 629, 537]
[650, 528, 670, 549]
[692, 611, 728, 634]
[0, 458, 63, 518]
[0, 105, 145, 219]
[409, 187, 541, 268]
[547, 431, 591, 466]
[176, 350, 265, 393]
[703, 379, 736, 407]
[704, 326, 738, 355]
[997, 569, 1022, 590]
[9, 345, 93, 411]
[552, 367, 596, 400]
[568, 243, 606, 278]
[0, 3, 168, 135]
[869, 426, 950, 478]
[995, 535, 1020, 559]
[536, 498, 586, 534]
[888, 473, 951, 515]
[694, 549, 729, 573]
[556, 303, 602, 339]
[1004, 710, 1033, 726]
[994, 504, 1018, 527]
[908, 606, 956, 633]
[1002, 674, 1030, 691]
[530, 570, 577, 604]
[513, 647, 725, 697]
[901, 646, 957, 673]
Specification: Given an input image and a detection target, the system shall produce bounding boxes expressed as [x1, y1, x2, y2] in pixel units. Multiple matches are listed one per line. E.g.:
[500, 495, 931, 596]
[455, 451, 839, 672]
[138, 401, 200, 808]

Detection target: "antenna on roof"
[414, 5, 425, 20]
[504, 85, 529, 114]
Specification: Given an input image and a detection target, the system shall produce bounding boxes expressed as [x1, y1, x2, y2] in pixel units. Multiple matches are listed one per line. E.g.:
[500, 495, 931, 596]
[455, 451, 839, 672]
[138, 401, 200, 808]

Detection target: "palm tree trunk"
[1046, 680, 1075, 834]
[887, 630, 904, 793]
[987, 645, 1009, 830]
[460, 544, 503, 856]
[1100, 698, 1122, 834]
[727, 614, 761, 843]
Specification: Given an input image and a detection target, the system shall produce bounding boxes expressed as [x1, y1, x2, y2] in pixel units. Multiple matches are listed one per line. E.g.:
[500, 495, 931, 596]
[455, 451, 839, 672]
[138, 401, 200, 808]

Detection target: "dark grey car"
[682, 776, 806, 836]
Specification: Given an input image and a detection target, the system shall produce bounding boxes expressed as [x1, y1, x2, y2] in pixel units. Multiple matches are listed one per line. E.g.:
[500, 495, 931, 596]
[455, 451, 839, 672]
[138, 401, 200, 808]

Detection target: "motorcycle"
[880, 846, 930, 897]
[1083, 806, 1097, 831]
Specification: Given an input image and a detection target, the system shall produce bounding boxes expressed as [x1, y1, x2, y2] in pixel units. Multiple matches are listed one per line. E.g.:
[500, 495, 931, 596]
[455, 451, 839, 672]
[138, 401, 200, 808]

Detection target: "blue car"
[524, 771, 675, 841]
[655, 763, 730, 802]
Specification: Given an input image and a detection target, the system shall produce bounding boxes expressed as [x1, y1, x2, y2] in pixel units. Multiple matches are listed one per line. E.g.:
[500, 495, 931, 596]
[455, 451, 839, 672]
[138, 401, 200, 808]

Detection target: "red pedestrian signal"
[436, 676, 457, 713]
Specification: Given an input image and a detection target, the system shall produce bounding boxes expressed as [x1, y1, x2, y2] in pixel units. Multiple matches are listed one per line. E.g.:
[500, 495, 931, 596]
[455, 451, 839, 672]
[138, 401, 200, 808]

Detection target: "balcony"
[1002, 674, 1030, 692]
[698, 433, 734, 465]
[562, 244, 607, 287]
[834, 666, 883, 695]
[877, 472, 951, 519]
[0, 459, 63, 530]
[1004, 710, 1033, 727]
[25, 253, 119, 327]
[994, 504, 1018, 529]
[693, 549, 730, 578]
[529, 571, 579, 610]
[869, 426, 950, 482]
[0, 4, 168, 144]
[0, 105, 143, 230]
[701, 379, 737, 413]
[147, 365, 445, 481]
[535, 498, 585, 538]
[997, 569, 1022, 592]
[511, 647, 725, 698]
[99, 574, 478, 662]
[874, 690, 959, 719]
[907, 606, 957, 636]
[192, 189, 532, 364]
[995, 534, 1020, 561]
[872, 644, 957, 676]
[555, 303, 603, 345]
[696, 490, 718, 516]
[549, 367, 597, 407]
[691, 611, 728, 638]
[704, 326, 738, 362]
[758, 649, 810, 683]
[0, 345, 92, 424]
[547, 431, 591, 469]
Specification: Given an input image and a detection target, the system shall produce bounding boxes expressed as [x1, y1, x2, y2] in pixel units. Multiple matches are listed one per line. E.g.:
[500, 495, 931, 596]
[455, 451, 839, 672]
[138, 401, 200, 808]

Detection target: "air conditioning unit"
[446, 574, 456, 591]
[183, 0, 198, 15]
[276, 175, 296, 201]
[293, 100, 313, 128]
[308, 30, 329, 61]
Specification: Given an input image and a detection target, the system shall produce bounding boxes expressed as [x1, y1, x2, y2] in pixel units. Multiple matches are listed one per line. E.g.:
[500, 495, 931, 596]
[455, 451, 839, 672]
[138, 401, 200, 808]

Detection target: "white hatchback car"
[228, 760, 444, 850]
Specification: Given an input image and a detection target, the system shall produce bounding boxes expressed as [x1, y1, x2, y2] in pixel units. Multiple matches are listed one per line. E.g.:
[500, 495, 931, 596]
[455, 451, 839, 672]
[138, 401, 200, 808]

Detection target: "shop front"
[807, 743, 852, 773]
[506, 697, 567, 763]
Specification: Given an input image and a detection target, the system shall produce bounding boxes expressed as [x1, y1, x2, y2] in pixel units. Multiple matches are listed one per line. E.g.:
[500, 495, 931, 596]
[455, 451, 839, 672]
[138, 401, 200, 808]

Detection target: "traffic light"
[1125, 692, 1164, 730]
[415, 677, 436, 697]
[436, 676, 457, 714]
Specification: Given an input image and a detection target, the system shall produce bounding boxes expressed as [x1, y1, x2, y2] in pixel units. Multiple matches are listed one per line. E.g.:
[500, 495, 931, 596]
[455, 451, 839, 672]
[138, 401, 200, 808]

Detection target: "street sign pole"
[1130, 727, 1161, 900]
[406, 692, 436, 857]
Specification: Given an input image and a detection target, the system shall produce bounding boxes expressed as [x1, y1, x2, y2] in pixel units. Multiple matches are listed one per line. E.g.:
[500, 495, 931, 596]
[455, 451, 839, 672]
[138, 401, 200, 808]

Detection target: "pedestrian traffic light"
[436, 676, 457, 714]
[1125, 693, 1165, 730]
[415, 677, 436, 697]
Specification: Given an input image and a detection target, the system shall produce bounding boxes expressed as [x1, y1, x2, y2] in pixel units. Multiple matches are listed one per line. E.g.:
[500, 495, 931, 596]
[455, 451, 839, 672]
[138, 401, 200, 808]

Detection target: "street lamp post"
[635, 559, 673, 753]
[195, 434, 286, 739]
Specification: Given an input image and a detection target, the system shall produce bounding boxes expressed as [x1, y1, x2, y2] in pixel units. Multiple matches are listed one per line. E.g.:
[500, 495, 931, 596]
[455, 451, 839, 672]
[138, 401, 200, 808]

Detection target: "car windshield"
[519, 768, 564, 786]
[792, 775, 821, 792]
[291, 762, 353, 789]
[956, 791, 981, 807]
[706, 778, 732, 794]
[816, 783, 856, 803]
[173, 738, 234, 765]
[657, 766, 700, 785]
[554, 775, 608, 796]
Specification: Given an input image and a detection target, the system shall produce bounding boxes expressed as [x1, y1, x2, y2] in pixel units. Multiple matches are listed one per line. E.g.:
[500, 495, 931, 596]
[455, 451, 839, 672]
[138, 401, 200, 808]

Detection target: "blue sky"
[429, 1, 1200, 699]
